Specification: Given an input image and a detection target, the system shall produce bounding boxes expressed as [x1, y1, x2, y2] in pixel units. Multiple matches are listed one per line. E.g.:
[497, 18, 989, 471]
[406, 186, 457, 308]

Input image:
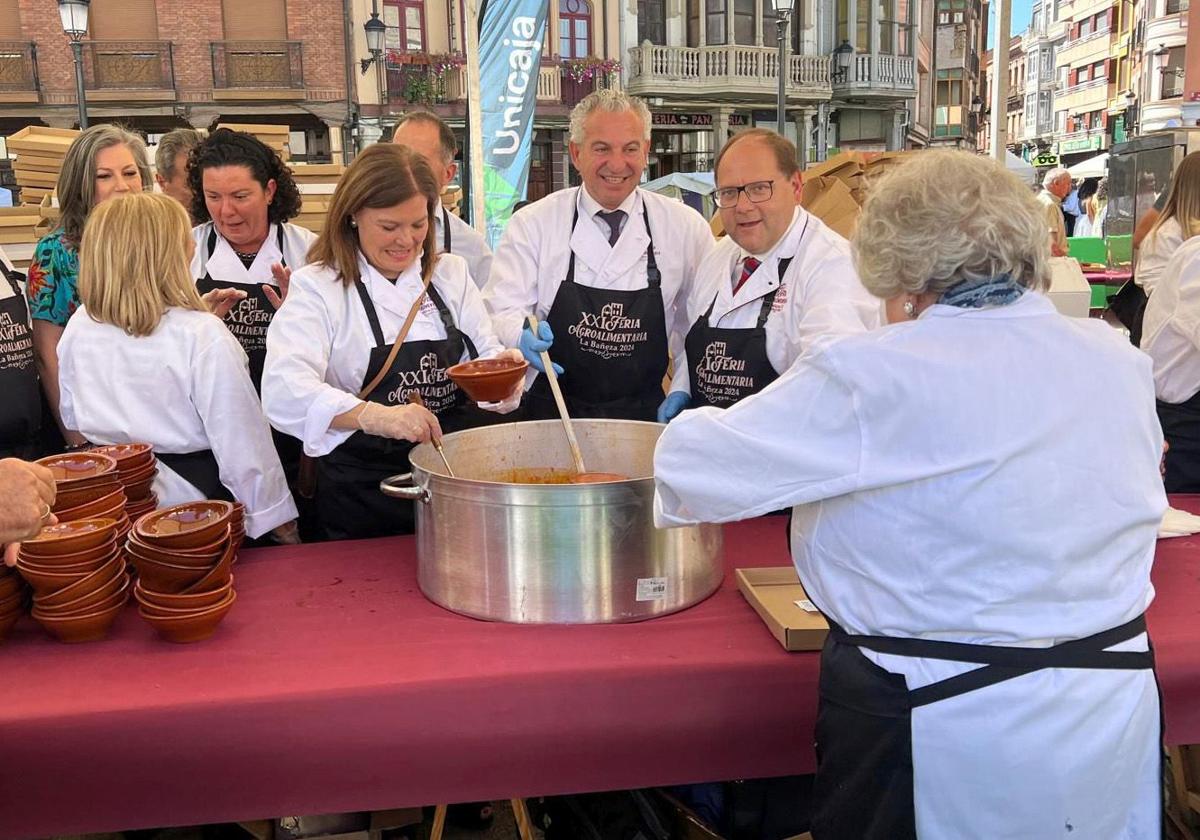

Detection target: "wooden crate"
[10, 153, 66, 173]
[7, 125, 79, 156]
[13, 169, 58, 188]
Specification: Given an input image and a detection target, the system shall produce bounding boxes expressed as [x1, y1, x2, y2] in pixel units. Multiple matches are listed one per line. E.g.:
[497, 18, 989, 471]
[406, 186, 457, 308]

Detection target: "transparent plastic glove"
[657, 391, 691, 424]
[519, 321, 564, 375]
[479, 349, 527, 415]
[357, 402, 442, 444]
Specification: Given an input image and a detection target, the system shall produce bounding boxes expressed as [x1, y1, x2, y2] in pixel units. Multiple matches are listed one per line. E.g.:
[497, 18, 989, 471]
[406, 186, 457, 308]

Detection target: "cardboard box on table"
[1045, 257, 1092, 318]
[735, 567, 829, 651]
[800, 175, 860, 240]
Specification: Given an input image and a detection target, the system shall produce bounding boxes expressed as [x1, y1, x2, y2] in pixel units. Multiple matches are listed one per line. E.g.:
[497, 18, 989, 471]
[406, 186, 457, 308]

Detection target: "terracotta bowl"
[447, 357, 529, 403]
[37, 452, 118, 484]
[19, 534, 118, 567]
[139, 590, 236, 643]
[117, 457, 157, 480]
[17, 546, 118, 591]
[135, 575, 232, 612]
[31, 591, 128, 642]
[18, 518, 118, 557]
[0, 588, 25, 615]
[34, 575, 129, 618]
[54, 487, 128, 521]
[127, 528, 229, 567]
[122, 473, 158, 502]
[181, 541, 236, 594]
[52, 479, 122, 512]
[89, 443, 153, 471]
[32, 555, 126, 610]
[0, 605, 22, 642]
[0, 572, 25, 601]
[134, 501, 233, 549]
[125, 553, 209, 594]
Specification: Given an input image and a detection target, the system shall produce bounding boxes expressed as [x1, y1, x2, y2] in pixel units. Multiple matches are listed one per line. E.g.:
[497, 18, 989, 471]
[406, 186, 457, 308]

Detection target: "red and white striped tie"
[733, 257, 760, 295]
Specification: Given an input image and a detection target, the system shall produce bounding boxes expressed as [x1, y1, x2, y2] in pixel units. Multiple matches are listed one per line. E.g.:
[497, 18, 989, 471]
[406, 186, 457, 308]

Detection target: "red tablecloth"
[1083, 269, 1134, 284]
[0, 505, 1197, 838]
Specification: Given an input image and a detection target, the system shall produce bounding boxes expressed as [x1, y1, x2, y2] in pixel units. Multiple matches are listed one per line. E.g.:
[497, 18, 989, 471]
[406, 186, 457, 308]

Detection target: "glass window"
[1163, 45, 1185, 97]
[856, 0, 870, 50]
[688, 0, 701, 46]
[897, 0, 912, 54]
[1077, 64, 1089, 82]
[734, 0, 755, 43]
[560, 0, 592, 57]
[638, 0, 666, 44]
[384, 0, 425, 52]
[706, 0, 726, 45]
[879, 0, 893, 53]
[1079, 16, 1092, 36]
[837, 0, 850, 45]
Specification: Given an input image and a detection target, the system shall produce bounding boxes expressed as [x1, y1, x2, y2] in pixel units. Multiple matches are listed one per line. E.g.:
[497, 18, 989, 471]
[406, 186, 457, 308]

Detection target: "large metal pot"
[380, 419, 723, 624]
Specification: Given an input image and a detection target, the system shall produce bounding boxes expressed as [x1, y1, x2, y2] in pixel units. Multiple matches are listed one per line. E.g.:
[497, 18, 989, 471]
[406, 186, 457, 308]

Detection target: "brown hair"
[307, 143, 440, 287]
[714, 129, 800, 181]
[56, 124, 152, 245]
[78, 192, 206, 337]
[1153, 151, 1200, 241]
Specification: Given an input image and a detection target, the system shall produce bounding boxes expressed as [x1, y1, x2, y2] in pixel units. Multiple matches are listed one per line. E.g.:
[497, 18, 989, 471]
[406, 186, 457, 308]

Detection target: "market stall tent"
[1006, 150, 1037, 186]
[1068, 153, 1109, 179]
[642, 171, 716, 217]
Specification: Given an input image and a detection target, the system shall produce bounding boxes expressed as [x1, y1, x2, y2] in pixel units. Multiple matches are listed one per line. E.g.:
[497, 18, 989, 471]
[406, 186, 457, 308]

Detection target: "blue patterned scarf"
[938, 275, 1024, 309]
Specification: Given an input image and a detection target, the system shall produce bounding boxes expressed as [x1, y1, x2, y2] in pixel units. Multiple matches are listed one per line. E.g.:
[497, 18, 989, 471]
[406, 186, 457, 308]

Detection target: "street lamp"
[772, 0, 794, 140]
[831, 40, 854, 83]
[360, 2, 387, 141]
[57, 0, 89, 129]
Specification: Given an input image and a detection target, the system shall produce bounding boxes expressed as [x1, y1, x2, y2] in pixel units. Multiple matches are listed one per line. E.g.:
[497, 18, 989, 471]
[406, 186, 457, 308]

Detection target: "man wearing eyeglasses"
[484, 89, 714, 422]
[657, 129, 879, 422]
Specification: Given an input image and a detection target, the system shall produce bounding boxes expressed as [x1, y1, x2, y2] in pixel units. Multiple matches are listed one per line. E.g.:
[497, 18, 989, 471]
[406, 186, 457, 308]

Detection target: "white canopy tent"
[1067, 153, 1109, 179]
[1005, 150, 1037, 187]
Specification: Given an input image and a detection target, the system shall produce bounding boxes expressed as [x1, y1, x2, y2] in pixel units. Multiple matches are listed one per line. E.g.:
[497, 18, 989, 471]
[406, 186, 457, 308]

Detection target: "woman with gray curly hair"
[653, 150, 1164, 839]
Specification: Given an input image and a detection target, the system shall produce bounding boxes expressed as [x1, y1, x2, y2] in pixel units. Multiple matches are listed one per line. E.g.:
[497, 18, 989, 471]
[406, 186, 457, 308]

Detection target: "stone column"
[795, 107, 817, 168]
[713, 106, 734, 150]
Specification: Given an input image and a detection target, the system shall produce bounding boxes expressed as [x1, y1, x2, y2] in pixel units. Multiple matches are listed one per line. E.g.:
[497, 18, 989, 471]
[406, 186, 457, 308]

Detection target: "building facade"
[351, 0, 620, 199]
[978, 35, 1025, 153]
[1136, 0, 1188, 133]
[0, 0, 349, 162]
[1053, 0, 1119, 165]
[927, 0, 986, 148]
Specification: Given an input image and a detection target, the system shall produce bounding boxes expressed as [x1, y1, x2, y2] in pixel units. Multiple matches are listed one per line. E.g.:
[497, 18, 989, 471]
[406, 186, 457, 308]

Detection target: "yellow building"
[1053, 0, 1120, 165]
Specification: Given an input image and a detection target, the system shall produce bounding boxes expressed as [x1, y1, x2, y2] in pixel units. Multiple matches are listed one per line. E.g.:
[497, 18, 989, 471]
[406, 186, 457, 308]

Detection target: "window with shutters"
[0, 0, 21, 39]
[85, 0, 170, 89]
[559, 0, 591, 57]
[221, 0, 286, 40]
[89, 0, 158, 40]
[216, 0, 296, 89]
[384, 0, 425, 52]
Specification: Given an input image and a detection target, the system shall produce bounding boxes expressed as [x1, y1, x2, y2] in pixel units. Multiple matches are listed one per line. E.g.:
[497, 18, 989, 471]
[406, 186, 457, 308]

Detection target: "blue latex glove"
[657, 391, 690, 424]
[519, 321, 564, 375]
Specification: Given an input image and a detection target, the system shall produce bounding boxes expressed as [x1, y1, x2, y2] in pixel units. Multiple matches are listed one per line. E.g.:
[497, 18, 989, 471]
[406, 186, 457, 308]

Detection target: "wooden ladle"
[407, 391, 455, 477]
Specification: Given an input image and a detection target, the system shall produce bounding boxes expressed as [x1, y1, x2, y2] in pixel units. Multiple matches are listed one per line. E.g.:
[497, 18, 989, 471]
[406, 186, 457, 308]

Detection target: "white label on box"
[636, 577, 668, 601]
[794, 599, 819, 613]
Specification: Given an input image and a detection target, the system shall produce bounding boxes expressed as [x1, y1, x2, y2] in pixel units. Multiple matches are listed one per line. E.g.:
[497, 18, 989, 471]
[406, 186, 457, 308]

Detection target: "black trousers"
[1158, 395, 1200, 492]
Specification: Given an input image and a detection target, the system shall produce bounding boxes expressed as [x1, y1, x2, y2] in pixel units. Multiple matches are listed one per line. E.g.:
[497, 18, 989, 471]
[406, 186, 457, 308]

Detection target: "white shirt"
[191, 221, 317, 285]
[437, 209, 493, 290]
[1136, 216, 1184, 294]
[1141, 235, 1200, 403]
[262, 251, 506, 458]
[57, 306, 297, 539]
[654, 290, 1163, 838]
[484, 186, 715, 393]
[671, 207, 879, 396]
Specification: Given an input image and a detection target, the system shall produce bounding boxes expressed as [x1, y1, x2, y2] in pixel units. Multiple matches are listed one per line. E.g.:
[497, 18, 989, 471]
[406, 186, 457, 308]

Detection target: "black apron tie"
[156, 450, 235, 503]
[440, 208, 452, 254]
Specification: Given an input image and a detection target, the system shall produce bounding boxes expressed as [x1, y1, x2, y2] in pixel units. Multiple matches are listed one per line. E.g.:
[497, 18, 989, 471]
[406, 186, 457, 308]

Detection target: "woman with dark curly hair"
[187, 128, 316, 391]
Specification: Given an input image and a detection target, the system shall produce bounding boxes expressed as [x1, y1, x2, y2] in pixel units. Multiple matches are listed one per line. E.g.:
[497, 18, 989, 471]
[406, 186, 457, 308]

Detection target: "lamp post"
[772, 0, 794, 139]
[57, 0, 89, 129]
[969, 94, 983, 145]
[360, 3, 387, 143]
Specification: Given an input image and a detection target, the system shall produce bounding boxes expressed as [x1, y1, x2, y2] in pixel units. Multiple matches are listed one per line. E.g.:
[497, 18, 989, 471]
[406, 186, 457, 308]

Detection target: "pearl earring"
[349, 218, 358, 229]
[903, 300, 916, 318]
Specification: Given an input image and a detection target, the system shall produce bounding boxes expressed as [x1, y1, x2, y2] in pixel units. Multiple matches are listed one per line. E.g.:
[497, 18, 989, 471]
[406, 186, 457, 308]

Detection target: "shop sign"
[1057, 135, 1103, 154]
[1031, 152, 1060, 167]
[652, 113, 750, 128]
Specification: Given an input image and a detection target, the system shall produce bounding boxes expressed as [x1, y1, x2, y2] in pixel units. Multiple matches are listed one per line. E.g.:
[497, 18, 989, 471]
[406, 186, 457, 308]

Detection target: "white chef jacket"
[484, 186, 714, 393]
[655, 290, 1163, 839]
[670, 207, 878, 397]
[1141, 235, 1200, 403]
[57, 306, 298, 539]
[261, 251, 506, 458]
[190, 221, 317, 287]
[438, 209, 493, 290]
[1136, 215, 1184, 294]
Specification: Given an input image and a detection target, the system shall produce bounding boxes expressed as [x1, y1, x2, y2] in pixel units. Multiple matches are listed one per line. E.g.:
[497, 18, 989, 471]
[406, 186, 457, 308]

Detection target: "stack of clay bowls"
[128, 501, 237, 643]
[37, 452, 131, 542]
[16, 518, 129, 642]
[0, 565, 29, 642]
[89, 444, 158, 521]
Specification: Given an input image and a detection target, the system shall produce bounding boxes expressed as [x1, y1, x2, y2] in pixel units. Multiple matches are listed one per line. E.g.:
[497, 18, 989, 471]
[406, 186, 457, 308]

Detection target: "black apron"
[0, 262, 41, 460]
[683, 256, 793, 409]
[316, 279, 477, 541]
[440, 208, 452, 254]
[526, 204, 669, 422]
[810, 613, 1156, 839]
[194, 223, 287, 392]
[155, 450, 235, 503]
[1157, 391, 1200, 492]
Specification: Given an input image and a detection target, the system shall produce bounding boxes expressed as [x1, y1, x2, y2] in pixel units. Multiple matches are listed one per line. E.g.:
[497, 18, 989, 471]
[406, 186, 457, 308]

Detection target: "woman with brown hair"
[261, 143, 522, 540]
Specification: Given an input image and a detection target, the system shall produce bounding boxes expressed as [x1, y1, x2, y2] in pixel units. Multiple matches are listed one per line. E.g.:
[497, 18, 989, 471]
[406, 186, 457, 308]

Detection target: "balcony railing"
[628, 44, 831, 100]
[0, 42, 37, 95]
[833, 52, 918, 95]
[385, 61, 598, 107]
[80, 41, 174, 90]
[211, 41, 303, 90]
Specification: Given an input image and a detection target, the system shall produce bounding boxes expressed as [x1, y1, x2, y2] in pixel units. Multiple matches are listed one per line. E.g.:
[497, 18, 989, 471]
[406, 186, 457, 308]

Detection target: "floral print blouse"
[25, 229, 80, 327]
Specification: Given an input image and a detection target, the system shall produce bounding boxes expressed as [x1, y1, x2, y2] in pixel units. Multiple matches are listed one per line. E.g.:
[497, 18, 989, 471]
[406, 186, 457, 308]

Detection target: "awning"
[1067, 152, 1108, 179]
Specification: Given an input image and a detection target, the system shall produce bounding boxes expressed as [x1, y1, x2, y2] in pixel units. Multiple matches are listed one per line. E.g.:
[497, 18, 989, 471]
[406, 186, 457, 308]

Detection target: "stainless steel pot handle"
[379, 473, 431, 504]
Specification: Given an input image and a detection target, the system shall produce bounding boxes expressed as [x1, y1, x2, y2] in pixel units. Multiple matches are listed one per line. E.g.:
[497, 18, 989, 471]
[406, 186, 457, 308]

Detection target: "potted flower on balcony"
[386, 51, 464, 105]
[561, 56, 622, 87]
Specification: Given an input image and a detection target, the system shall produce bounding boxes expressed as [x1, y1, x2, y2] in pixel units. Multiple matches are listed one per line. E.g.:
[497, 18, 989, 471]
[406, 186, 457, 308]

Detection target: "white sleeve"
[483, 211, 541, 347]
[470, 244, 494, 291]
[192, 330, 298, 538]
[262, 276, 362, 458]
[653, 348, 863, 527]
[666, 212, 715, 396]
[790, 252, 879, 359]
[444, 260, 507, 361]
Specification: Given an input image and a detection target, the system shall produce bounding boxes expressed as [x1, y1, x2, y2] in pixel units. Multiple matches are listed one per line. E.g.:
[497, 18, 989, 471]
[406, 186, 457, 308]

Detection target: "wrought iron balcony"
[832, 52, 917, 97]
[627, 44, 831, 102]
[211, 41, 304, 91]
[79, 41, 174, 92]
[0, 42, 38, 102]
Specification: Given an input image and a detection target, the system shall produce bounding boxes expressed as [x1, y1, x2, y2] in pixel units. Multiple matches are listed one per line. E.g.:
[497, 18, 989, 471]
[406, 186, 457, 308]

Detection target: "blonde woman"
[656, 150, 1163, 839]
[57, 193, 298, 543]
[27, 124, 150, 450]
[1137, 152, 1200, 294]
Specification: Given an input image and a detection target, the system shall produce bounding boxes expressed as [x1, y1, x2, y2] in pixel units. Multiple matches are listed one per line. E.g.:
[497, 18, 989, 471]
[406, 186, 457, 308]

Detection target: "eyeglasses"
[715, 180, 776, 208]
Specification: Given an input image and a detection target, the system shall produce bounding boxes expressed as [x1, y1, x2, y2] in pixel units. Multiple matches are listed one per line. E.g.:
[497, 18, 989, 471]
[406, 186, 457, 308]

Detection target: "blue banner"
[478, 0, 548, 248]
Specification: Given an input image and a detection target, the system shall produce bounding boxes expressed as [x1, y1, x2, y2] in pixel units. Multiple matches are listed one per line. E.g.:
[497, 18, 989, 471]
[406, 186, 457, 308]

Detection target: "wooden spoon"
[407, 392, 455, 478]
[526, 315, 588, 476]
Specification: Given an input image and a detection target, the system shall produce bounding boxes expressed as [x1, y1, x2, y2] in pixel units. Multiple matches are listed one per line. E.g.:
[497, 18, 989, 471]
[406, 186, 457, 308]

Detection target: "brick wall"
[286, 0, 347, 93]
